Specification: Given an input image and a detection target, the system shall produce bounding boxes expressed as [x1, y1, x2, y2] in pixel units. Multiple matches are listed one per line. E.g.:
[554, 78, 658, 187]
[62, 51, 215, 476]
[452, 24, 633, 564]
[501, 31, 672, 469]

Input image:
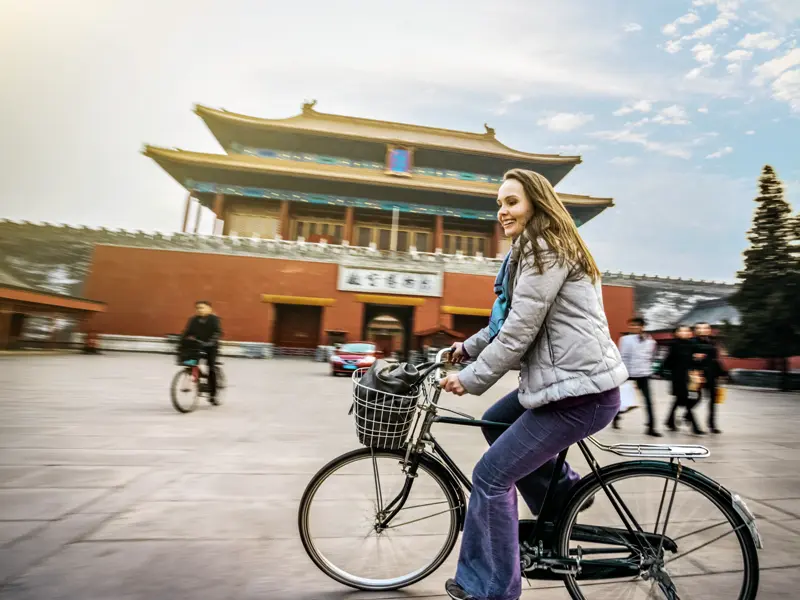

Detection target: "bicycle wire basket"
[351, 368, 422, 450]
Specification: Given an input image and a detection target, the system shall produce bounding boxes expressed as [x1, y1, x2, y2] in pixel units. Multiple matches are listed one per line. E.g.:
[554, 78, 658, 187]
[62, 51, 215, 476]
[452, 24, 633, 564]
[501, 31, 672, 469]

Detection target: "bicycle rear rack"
[587, 436, 710, 459]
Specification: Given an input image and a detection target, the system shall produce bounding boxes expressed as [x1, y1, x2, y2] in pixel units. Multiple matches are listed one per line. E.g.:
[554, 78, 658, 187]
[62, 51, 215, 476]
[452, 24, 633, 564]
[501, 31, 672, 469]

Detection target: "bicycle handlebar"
[433, 347, 451, 382]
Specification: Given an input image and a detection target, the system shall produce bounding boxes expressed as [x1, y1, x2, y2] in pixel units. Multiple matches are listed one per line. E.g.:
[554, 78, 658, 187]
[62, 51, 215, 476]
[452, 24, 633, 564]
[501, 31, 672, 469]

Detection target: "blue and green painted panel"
[230, 143, 503, 184]
[186, 180, 498, 220]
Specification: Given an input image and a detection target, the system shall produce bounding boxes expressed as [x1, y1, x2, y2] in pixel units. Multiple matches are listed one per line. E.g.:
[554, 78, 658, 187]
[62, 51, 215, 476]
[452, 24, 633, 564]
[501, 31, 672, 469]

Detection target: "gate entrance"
[362, 304, 413, 361]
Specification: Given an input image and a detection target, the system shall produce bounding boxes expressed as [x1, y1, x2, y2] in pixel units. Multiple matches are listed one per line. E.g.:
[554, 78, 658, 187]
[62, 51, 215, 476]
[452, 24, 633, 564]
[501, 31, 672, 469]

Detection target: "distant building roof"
[195, 102, 582, 166]
[0, 267, 105, 314]
[677, 297, 741, 327]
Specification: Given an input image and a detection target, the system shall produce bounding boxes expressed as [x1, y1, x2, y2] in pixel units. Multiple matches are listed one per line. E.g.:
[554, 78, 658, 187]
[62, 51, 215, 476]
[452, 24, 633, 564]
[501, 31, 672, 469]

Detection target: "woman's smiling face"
[497, 178, 534, 239]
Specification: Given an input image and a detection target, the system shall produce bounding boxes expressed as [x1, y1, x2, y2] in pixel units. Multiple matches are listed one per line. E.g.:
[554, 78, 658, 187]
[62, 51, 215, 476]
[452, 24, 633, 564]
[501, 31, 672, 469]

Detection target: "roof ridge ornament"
[483, 123, 496, 138]
[302, 99, 318, 115]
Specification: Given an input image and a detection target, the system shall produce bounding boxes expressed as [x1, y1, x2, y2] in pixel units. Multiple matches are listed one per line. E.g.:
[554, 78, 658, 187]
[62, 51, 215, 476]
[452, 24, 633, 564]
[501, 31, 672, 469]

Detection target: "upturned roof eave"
[143, 145, 612, 207]
[194, 104, 583, 166]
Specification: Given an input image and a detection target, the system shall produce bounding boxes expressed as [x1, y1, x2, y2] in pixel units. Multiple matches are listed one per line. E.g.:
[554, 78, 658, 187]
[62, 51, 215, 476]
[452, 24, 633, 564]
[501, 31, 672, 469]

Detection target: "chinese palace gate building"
[84, 101, 633, 356]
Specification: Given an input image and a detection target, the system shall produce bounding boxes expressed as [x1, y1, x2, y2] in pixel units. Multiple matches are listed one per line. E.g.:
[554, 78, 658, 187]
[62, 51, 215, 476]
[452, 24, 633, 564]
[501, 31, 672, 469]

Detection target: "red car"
[330, 342, 383, 376]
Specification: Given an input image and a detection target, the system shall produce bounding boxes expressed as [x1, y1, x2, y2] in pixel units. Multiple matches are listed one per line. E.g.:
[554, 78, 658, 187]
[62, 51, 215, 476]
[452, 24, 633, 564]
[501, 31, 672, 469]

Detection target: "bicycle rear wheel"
[556, 462, 759, 600]
[170, 368, 199, 413]
[298, 447, 462, 591]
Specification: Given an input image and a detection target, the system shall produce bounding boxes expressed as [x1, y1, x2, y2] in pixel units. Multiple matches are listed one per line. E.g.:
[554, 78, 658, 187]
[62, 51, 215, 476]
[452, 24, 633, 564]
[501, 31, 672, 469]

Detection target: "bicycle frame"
[372, 349, 681, 581]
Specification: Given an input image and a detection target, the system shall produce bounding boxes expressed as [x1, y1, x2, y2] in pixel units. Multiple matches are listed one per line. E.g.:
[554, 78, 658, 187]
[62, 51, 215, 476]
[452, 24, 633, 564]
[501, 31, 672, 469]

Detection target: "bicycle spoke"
[665, 524, 746, 566]
[384, 505, 461, 530]
[670, 520, 728, 543]
[392, 499, 450, 512]
[371, 449, 384, 514]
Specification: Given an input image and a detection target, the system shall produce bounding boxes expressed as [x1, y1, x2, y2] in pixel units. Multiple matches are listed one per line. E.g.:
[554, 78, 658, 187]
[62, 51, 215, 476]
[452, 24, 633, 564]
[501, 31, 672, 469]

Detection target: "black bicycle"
[170, 349, 226, 414]
[298, 349, 762, 598]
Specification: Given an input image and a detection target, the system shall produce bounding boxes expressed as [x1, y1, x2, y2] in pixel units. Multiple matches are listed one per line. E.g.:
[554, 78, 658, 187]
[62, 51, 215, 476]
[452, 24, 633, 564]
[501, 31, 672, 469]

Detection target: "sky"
[0, 0, 798, 282]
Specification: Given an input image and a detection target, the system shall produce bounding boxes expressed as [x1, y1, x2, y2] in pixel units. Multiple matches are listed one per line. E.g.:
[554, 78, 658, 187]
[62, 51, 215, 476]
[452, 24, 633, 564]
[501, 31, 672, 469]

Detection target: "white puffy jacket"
[459, 240, 628, 409]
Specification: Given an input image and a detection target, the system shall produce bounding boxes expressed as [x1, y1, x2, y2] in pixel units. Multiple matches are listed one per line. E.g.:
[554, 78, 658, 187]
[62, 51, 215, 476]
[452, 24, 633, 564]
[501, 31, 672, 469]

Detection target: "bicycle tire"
[210, 366, 225, 406]
[297, 447, 463, 591]
[555, 461, 759, 600]
[215, 366, 226, 390]
[170, 368, 199, 413]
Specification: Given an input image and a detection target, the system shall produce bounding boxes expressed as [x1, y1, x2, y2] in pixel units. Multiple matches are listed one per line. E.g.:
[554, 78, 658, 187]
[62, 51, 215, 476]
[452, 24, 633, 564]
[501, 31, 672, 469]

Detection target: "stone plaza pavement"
[0, 353, 798, 599]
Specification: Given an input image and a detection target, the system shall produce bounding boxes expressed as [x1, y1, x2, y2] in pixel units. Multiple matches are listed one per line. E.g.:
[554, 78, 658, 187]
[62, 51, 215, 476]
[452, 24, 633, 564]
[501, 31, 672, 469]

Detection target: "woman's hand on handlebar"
[449, 342, 468, 364]
[439, 373, 466, 396]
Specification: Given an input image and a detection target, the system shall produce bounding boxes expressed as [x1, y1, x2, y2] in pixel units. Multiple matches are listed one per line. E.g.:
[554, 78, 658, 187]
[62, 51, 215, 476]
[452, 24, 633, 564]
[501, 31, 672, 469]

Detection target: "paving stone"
[1, 467, 148, 489]
[0, 490, 107, 521]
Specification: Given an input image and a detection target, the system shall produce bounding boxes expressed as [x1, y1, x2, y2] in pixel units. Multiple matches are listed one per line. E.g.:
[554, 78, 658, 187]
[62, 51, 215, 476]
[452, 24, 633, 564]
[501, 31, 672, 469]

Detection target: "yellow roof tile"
[195, 102, 582, 164]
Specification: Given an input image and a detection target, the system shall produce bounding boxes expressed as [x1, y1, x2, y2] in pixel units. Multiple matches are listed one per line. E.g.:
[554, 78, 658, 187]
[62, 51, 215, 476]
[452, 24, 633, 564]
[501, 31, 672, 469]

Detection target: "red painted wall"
[84, 245, 635, 345]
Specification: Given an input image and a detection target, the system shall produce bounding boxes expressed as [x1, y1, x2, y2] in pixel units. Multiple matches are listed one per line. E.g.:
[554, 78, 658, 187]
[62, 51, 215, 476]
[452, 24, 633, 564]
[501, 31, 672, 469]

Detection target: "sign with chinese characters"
[338, 267, 442, 298]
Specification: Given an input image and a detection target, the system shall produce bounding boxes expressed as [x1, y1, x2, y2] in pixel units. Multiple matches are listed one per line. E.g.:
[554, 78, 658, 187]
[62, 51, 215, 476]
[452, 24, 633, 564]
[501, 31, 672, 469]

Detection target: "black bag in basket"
[350, 360, 422, 448]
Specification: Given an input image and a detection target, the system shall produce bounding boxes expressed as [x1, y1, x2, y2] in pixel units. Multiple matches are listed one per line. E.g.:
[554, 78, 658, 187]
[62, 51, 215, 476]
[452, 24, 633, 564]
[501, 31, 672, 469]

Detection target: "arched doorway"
[365, 314, 404, 358]
[362, 304, 413, 361]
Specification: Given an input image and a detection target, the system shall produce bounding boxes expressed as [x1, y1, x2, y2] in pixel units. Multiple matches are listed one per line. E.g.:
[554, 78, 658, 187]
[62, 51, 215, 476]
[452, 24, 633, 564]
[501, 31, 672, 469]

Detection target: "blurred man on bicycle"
[179, 300, 222, 403]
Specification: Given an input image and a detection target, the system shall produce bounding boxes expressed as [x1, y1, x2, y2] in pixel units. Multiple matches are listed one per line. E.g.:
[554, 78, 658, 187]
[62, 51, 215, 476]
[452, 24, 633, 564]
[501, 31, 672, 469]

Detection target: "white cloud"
[591, 128, 692, 159]
[652, 104, 691, 125]
[706, 146, 734, 158]
[690, 13, 736, 39]
[686, 67, 705, 79]
[493, 93, 523, 115]
[662, 12, 701, 36]
[698, 106, 710, 113]
[725, 49, 753, 61]
[745, 129, 755, 134]
[738, 31, 782, 50]
[609, 156, 639, 166]
[624, 117, 651, 128]
[624, 23, 643, 33]
[691, 133, 716, 145]
[727, 63, 742, 74]
[613, 100, 652, 116]
[752, 48, 800, 84]
[771, 68, 800, 111]
[755, 0, 800, 28]
[662, 2, 739, 57]
[537, 112, 595, 132]
[547, 144, 596, 153]
[692, 42, 716, 64]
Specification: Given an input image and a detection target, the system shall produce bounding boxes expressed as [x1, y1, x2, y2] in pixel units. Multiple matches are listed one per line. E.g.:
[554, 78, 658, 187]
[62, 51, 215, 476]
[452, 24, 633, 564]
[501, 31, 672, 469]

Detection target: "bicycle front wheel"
[556, 462, 759, 600]
[170, 369, 199, 413]
[298, 447, 462, 591]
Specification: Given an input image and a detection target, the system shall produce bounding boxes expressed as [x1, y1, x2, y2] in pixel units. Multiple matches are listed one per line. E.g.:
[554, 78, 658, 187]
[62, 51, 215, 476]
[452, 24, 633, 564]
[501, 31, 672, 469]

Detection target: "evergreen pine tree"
[729, 165, 797, 388]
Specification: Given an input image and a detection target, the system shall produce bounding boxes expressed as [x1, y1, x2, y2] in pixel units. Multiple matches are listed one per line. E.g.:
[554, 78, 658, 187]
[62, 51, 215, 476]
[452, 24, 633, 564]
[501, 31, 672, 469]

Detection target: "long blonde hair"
[505, 168, 601, 283]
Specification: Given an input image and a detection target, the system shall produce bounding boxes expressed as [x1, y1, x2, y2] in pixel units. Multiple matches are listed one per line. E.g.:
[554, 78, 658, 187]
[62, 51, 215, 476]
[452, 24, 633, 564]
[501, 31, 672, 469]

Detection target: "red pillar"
[343, 206, 355, 244]
[181, 194, 192, 232]
[434, 215, 444, 252]
[193, 202, 202, 233]
[212, 193, 225, 235]
[278, 200, 291, 240]
[0, 307, 11, 351]
[490, 222, 501, 258]
[265, 304, 277, 343]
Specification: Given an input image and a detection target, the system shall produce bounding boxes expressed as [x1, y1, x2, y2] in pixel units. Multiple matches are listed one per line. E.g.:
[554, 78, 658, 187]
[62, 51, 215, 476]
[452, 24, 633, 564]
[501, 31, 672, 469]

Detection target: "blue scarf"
[488, 250, 513, 340]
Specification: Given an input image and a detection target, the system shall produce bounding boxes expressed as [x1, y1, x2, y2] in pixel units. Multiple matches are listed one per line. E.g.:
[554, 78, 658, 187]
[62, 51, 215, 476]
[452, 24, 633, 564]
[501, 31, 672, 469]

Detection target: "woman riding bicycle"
[439, 168, 628, 600]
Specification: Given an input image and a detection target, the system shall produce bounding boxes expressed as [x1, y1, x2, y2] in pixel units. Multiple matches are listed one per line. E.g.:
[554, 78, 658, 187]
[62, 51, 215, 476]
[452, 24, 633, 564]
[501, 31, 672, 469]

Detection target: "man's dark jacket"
[181, 315, 222, 346]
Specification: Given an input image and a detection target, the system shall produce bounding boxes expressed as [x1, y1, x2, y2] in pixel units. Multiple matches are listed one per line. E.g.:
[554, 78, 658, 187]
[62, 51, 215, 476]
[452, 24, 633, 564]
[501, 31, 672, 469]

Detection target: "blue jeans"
[454, 388, 620, 600]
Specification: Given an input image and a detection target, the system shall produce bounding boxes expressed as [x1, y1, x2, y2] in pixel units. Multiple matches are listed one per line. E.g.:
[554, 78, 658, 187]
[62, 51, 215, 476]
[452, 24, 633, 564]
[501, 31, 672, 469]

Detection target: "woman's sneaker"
[445, 579, 482, 600]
